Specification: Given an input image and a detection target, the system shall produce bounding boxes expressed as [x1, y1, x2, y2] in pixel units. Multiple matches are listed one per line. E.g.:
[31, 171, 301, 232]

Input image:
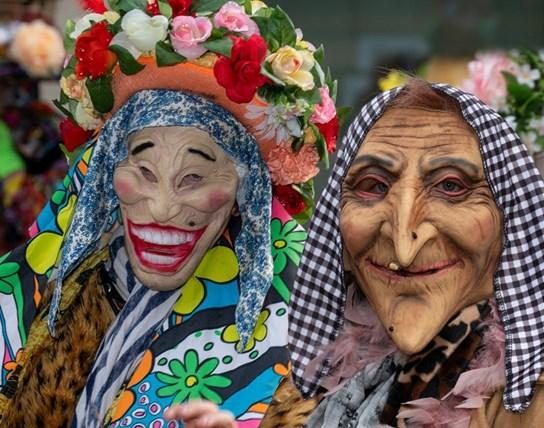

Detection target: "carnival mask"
[113, 126, 238, 291]
[340, 107, 503, 354]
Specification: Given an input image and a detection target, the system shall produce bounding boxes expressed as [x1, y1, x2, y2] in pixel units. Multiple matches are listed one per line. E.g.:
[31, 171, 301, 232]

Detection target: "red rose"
[316, 115, 339, 153]
[75, 22, 116, 80]
[168, 0, 193, 16]
[274, 185, 306, 216]
[214, 35, 269, 103]
[79, 0, 107, 13]
[146, 0, 161, 15]
[59, 118, 93, 152]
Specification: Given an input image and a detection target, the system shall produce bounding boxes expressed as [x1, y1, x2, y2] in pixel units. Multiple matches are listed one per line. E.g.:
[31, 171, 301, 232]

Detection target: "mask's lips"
[127, 220, 207, 273]
[367, 258, 460, 278]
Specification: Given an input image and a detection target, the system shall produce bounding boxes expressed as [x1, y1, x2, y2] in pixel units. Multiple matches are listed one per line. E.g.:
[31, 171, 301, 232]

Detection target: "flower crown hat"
[57, 0, 347, 219]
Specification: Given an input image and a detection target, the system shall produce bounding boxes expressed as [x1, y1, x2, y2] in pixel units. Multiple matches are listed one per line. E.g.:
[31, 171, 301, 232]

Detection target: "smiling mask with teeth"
[340, 101, 503, 355]
[113, 126, 238, 291]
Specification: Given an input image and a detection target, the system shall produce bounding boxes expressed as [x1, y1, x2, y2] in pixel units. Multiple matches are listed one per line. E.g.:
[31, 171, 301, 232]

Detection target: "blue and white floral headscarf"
[50, 89, 272, 347]
[48, 89, 274, 425]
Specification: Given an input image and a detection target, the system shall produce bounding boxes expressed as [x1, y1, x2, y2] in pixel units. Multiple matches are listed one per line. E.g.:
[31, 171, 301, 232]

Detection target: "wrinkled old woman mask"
[113, 126, 238, 291]
[340, 106, 503, 354]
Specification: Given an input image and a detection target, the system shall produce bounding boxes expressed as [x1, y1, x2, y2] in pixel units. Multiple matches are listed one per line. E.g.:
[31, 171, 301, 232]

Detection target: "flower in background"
[378, 70, 408, 92]
[462, 52, 516, 110]
[170, 16, 213, 59]
[59, 118, 94, 152]
[79, 0, 107, 13]
[246, 102, 304, 144]
[311, 86, 337, 124]
[8, 20, 65, 77]
[316, 116, 339, 153]
[169, 0, 193, 17]
[213, 1, 259, 37]
[265, 143, 320, 185]
[267, 46, 315, 91]
[273, 185, 306, 216]
[74, 103, 103, 130]
[529, 116, 544, 135]
[214, 35, 269, 103]
[75, 22, 116, 79]
[121, 9, 169, 53]
[514, 64, 541, 89]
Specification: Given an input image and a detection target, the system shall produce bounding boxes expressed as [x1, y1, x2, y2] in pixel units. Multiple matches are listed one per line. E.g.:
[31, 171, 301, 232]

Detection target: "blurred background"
[0, 0, 543, 251]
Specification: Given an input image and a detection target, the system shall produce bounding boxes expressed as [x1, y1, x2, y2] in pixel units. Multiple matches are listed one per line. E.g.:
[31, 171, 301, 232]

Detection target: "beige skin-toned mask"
[340, 107, 503, 355]
[113, 126, 238, 291]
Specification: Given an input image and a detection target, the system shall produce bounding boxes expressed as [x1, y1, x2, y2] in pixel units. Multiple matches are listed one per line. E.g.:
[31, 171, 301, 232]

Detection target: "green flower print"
[156, 350, 232, 405]
[270, 218, 306, 302]
[0, 253, 25, 343]
[222, 309, 270, 352]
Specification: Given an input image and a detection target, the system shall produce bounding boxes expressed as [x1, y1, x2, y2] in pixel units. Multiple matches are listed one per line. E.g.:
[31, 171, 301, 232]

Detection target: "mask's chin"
[381, 295, 448, 355]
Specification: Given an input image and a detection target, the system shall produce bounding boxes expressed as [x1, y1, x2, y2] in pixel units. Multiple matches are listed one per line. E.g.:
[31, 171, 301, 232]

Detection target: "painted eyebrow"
[187, 148, 216, 162]
[131, 141, 155, 156]
[426, 156, 480, 176]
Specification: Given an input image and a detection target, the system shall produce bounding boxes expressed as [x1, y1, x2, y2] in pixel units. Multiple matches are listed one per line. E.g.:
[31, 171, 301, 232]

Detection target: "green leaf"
[209, 28, 229, 40]
[53, 98, 74, 118]
[193, 0, 227, 14]
[62, 55, 77, 78]
[313, 45, 325, 64]
[503, 71, 533, 105]
[296, 87, 321, 105]
[86, 76, 114, 114]
[535, 136, 544, 151]
[158, 0, 173, 18]
[63, 19, 76, 54]
[292, 181, 315, 225]
[337, 106, 353, 127]
[202, 38, 233, 57]
[109, 0, 147, 13]
[253, 6, 296, 52]
[291, 137, 304, 152]
[109, 45, 146, 75]
[155, 41, 186, 67]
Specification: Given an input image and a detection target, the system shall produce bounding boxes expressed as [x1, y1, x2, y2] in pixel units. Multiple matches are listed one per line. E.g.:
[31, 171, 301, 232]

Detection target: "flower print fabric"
[106, 199, 301, 428]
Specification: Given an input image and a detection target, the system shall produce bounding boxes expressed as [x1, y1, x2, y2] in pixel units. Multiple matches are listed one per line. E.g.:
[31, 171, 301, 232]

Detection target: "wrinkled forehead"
[353, 106, 484, 173]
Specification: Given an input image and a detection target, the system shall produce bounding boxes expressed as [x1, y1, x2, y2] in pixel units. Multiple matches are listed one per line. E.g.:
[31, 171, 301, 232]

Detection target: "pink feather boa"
[306, 290, 506, 427]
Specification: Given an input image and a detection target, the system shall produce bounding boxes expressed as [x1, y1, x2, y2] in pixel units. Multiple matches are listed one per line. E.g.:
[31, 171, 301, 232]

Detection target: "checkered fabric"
[288, 83, 544, 412]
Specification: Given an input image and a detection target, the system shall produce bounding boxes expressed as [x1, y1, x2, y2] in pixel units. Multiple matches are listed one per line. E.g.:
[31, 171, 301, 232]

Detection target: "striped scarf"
[72, 228, 180, 427]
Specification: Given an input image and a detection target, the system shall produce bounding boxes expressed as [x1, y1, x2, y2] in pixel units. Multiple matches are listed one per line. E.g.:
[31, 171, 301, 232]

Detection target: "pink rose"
[462, 52, 515, 110]
[213, 1, 259, 37]
[170, 16, 212, 59]
[310, 86, 336, 124]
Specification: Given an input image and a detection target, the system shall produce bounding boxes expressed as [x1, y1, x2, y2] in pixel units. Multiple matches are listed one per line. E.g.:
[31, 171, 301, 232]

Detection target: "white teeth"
[141, 252, 179, 265]
[131, 225, 194, 245]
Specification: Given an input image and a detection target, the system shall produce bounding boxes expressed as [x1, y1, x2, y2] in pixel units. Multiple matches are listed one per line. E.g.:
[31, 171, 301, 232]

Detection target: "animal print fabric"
[380, 301, 490, 425]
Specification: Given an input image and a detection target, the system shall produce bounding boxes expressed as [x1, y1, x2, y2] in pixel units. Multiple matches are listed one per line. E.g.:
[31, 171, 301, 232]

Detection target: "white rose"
[70, 13, 105, 39]
[121, 10, 168, 53]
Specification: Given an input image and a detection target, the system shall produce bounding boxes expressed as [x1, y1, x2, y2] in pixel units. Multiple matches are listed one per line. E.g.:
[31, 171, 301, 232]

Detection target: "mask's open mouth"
[127, 220, 206, 273]
[367, 259, 460, 279]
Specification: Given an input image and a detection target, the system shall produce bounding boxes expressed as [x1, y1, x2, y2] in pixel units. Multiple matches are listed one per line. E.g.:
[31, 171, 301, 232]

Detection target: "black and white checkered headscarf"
[288, 83, 544, 412]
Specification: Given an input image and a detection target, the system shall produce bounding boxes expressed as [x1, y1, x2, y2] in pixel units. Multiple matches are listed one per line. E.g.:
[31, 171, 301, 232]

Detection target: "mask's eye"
[139, 166, 157, 183]
[179, 173, 203, 188]
[355, 176, 389, 201]
[435, 177, 468, 197]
